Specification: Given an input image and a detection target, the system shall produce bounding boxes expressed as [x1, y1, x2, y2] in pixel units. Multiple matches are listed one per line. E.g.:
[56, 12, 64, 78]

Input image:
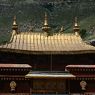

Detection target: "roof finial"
[73, 17, 80, 36]
[44, 12, 48, 26]
[13, 16, 17, 25]
[42, 12, 50, 35]
[12, 16, 18, 34]
[60, 26, 64, 32]
[74, 17, 78, 26]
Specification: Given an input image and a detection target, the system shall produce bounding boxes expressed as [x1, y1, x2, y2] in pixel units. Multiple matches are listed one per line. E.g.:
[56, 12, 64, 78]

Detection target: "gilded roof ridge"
[17, 31, 80, 36]
[0, 15, 95, 54]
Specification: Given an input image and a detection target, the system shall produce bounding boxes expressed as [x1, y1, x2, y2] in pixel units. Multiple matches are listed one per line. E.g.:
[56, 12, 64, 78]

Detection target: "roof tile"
[0, 32, 95, 54]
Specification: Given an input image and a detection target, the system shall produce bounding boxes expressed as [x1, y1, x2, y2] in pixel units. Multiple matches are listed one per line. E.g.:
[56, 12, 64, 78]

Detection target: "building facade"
[0, 14, 95, 95]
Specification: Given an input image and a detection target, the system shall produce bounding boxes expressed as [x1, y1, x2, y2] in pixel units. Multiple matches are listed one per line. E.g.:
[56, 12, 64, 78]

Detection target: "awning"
[0, 64, 32, 68]
[66, 65, 95, 69]
[75, 74, 95, 78]
[25, 71, 75, 79]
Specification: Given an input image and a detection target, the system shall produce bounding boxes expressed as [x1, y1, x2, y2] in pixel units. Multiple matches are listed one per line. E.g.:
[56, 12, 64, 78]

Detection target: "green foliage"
[79, 29, 87, 38]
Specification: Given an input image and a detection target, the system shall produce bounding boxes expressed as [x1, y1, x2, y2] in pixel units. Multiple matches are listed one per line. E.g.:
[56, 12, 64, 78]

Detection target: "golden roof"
[0, 31, 95, 54]
[0, 15, 95, 54]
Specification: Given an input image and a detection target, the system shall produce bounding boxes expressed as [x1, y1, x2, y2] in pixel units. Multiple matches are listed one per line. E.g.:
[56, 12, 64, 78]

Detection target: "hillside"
[0, 0, 95, 42]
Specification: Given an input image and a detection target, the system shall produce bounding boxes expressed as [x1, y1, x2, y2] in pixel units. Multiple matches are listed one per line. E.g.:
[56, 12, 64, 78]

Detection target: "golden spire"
[13, 16, 17, 25]
[12, 16, 18, 33]
[44, 12, 48, 26]
[73, 17, 80, 35]
[74, 17, 78, 27]
[42, 12, 50, 33]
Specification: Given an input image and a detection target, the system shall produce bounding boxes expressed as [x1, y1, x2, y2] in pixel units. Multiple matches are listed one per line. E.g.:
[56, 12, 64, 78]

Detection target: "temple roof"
[0, 15, 95, 54]
[0, 32, 95, 54]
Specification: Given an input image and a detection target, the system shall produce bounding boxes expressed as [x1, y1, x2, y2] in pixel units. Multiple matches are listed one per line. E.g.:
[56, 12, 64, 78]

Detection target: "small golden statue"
[80, 81, 87, 90]
[10, 81, 16, 92]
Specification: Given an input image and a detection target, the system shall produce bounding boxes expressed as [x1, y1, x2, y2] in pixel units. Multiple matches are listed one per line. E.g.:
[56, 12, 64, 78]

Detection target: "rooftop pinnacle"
[12, 16, 18, 34]
[42, 12, 50, 33]
[73, 17, 80, 35]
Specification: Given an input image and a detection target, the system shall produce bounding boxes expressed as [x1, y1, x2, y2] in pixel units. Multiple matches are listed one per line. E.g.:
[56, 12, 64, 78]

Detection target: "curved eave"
[25, 74, 76, 79]
[0, 48, 95, 55]
[25, 72, 75, 79]
[66, 65, 95, 69]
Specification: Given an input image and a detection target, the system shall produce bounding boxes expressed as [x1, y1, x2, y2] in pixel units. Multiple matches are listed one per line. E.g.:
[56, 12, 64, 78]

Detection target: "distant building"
[0, 13, 95, 95]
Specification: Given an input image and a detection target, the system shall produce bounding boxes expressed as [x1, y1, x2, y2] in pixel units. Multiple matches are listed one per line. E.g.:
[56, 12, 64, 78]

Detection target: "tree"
[80, 29, 87, 38]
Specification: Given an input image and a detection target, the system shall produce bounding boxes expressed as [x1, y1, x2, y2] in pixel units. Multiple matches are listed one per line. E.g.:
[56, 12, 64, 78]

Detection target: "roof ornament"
[29, 25, 33, 32]
[10, 81, 16, 92]
[10, 16, 18, 42]
[60, 26, 64, 33]
[12, 16, 18, 34]
[73, 17, 80, 36]
[44, 12, 48, 26]
[42, 12, 51, 35]
[13, 16, 17, 25]
[74, 17, 78, 27]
